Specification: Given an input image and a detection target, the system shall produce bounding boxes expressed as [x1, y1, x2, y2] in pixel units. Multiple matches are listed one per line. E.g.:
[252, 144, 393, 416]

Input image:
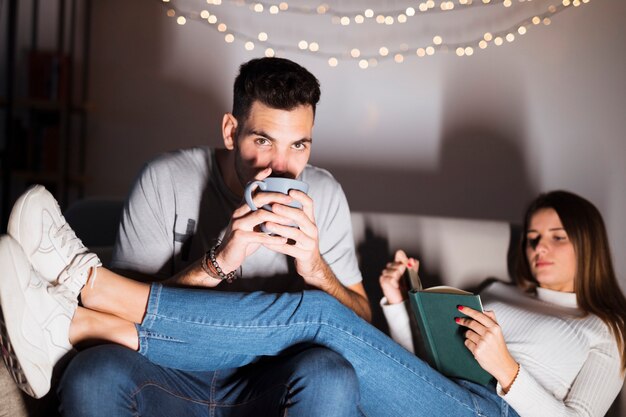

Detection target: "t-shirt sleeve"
[315, 179, 363, 287]
[110, 161, 174, 279]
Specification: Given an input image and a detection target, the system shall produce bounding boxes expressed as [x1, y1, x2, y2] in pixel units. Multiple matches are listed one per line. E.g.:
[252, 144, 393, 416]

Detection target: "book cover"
[408, 287, 494, 386]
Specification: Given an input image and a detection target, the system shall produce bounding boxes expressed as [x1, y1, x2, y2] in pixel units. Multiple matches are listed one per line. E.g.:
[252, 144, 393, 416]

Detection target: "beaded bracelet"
[201, 241, 237, 283]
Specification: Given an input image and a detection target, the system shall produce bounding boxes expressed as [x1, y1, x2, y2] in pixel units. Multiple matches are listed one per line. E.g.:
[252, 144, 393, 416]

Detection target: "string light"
[201, 0, 530, 23]
[160, 0, 590, 68]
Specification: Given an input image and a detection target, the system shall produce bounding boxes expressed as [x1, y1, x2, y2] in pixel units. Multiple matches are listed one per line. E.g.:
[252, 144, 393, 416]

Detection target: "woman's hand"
[379, 250, 418, 305]
[456, 306, 520, 392]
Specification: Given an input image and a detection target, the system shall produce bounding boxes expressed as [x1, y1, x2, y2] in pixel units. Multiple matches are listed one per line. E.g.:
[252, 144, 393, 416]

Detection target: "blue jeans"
[136, 284, 521, 417]
[59, 342, 360, 416]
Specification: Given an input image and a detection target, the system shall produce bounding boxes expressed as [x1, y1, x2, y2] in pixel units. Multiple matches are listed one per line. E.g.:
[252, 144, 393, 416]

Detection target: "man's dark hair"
[232, 57, 321, 126]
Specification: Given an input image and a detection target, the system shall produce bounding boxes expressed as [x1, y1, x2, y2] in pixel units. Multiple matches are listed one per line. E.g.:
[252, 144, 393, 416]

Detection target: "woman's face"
[525, 208, 577, 292]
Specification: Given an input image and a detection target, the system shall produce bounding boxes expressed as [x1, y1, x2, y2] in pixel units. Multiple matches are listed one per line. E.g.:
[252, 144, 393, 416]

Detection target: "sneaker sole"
[0, 308, 36, 397]
[0, 236, 51, 398]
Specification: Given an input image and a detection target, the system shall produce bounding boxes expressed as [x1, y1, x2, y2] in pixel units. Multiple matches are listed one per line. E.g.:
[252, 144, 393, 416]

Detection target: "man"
[59, 57, 371, 416]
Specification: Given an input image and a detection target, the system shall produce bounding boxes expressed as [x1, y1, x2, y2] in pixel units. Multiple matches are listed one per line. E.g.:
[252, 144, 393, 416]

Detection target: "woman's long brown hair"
[514, 191, 626, 371]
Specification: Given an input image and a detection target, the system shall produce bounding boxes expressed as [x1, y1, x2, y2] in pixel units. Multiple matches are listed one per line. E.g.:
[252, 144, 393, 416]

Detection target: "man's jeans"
[59, 343, 360, 417]
[124, 284, 520, 417]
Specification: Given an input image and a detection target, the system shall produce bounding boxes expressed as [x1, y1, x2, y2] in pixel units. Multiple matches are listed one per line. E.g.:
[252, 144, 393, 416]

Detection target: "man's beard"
[233, 151, 264, 190]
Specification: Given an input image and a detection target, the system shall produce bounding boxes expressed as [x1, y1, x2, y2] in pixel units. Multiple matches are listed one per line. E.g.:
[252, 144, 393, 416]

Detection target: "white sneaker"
[8, 184, 101, 287]
[0, 235, 76, 399]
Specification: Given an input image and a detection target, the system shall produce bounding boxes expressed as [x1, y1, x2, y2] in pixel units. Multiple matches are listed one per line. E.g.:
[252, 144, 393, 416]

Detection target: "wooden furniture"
[0, 0, 93, 230]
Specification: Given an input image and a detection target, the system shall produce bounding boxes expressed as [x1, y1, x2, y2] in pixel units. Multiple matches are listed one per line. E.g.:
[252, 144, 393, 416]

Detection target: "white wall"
[83, 0, 625, 290]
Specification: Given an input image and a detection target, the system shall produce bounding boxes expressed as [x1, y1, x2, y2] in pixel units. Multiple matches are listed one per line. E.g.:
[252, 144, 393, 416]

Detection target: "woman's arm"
[379, 250, 419, 352]
[458, 306, 624, 417]
[380, 298, 415, 353]
[504, 343, 623, 417]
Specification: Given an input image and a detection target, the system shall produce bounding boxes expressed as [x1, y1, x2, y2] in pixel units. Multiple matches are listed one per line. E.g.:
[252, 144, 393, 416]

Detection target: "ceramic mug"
[244, 177, 309, 232]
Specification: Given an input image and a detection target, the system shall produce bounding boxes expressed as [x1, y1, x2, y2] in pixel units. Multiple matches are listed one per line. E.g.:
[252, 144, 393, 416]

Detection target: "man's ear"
[222, 113, 238, 150]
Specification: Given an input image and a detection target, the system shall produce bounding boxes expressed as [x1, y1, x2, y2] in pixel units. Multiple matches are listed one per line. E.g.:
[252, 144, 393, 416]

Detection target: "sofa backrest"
[351, 212, 517, 289]
[64, 198, 124, 267]
[351, 212, 520, 330]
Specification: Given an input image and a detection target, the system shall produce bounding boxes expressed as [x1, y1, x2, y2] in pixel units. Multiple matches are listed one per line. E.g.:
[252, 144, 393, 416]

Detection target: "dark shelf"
[1, 0, 93, 228]
[0, 97, 93, 113]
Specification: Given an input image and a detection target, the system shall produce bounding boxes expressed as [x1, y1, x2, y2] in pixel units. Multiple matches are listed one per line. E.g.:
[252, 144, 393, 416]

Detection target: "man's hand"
[261, 188, 327, 287]
[263, 189, 371, 321]
[214, 168, 295, 275]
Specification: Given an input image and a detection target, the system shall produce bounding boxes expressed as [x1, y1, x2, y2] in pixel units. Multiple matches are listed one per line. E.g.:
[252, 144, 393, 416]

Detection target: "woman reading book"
[1, 188, 625, 416]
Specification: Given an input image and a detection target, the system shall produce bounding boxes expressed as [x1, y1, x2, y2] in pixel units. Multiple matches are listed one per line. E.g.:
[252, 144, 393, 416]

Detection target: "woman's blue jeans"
[136, 284, 520, 417]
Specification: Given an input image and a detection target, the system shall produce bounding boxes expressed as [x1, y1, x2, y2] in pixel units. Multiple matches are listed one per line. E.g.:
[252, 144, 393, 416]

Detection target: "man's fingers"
[253, 167, 273, 181]
[249, 192, 295, 212]
[289, 190, 315, 222]
[264, 241, 305, 259]
[232, 209, 294, 232]
[270, 203, 317, 237]
[227, 229, 288, 246]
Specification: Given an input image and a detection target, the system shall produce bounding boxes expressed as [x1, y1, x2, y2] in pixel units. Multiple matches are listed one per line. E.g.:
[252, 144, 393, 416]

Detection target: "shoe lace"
[53, 221, 87, 259]
[51, 252, 102, 303]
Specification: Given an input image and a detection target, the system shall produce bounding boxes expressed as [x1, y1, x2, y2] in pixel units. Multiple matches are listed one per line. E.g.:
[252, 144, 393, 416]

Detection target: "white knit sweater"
[381, 281, 624, 417]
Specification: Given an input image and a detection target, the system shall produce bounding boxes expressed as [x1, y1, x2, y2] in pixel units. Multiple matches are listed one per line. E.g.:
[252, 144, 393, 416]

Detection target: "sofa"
[1, 200, 623, 416]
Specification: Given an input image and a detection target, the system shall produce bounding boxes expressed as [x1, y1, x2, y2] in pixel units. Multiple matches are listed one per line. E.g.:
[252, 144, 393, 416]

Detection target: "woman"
[379, 191, 626, 416]
[1, 188, 624, 416]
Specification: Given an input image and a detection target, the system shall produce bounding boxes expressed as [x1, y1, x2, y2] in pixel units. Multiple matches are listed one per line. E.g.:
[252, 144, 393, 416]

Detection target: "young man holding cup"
[59, 58, 370, 417]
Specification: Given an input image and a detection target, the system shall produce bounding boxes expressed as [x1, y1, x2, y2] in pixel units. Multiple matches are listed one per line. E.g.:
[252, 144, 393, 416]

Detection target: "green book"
[408, 286, 494, 386]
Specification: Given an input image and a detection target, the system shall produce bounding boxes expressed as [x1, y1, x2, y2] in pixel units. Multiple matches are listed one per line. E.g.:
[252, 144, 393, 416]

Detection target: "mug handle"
[244, 180, 267, 211]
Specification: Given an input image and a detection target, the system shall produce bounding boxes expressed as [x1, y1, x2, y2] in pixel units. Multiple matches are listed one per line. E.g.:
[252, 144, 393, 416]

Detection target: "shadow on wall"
[356, 222, 522, 336]
[326, 56, 536, 222]
[328, 127, 536, 222]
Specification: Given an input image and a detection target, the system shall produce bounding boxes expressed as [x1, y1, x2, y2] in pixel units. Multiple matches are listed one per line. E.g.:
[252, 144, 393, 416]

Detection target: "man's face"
[231, 101, 314, 188]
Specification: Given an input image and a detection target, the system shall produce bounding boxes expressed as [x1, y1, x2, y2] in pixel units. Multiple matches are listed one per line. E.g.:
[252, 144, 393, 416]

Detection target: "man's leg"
[59, 344, 219, 417]
[59, 344, 360, 417]
[214, 345, 360, 417]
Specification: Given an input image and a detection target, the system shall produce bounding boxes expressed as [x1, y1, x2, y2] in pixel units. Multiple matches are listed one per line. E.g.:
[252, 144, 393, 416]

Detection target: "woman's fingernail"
[455, 317, 461, 323]
[457, 305, 463, 311]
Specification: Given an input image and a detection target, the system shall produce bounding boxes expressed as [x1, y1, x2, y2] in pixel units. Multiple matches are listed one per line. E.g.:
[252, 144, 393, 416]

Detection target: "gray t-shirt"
[111, 147, 363, 292]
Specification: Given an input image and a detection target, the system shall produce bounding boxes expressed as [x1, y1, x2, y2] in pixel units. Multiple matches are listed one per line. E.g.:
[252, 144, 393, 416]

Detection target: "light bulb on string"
[158, 0, 585, 66]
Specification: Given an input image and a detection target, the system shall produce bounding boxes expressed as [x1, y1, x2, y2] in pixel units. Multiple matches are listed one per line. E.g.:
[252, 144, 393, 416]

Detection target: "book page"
[423, 286, 473, 295]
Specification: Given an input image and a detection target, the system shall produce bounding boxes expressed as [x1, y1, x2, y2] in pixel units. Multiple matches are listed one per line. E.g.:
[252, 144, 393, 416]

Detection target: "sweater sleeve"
[500, 340, 624, 417]
[380, 298, 415, 354]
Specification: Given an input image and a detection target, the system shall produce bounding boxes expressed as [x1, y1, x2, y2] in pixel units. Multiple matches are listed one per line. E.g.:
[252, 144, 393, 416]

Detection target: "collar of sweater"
[536, 286, 578, 308]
